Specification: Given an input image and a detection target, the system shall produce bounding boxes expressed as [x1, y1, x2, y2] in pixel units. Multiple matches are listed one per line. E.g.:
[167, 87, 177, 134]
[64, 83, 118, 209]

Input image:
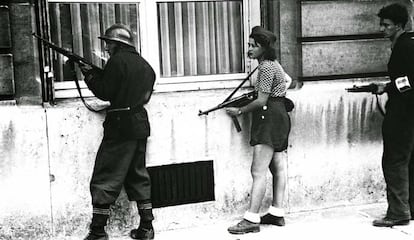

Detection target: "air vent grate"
[148, 160, 215, 208]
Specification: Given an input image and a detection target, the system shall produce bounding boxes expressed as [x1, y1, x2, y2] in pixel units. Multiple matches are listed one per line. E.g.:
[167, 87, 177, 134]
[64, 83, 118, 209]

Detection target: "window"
[157, 1, 244, 77]
[45, 0, 259, 98]
[48, 1, 141, 82]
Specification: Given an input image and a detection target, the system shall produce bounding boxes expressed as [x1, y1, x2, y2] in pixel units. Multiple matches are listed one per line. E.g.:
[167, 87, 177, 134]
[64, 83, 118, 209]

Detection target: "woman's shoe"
[227, 219, 260, 234]
[260, 213, 285, 226]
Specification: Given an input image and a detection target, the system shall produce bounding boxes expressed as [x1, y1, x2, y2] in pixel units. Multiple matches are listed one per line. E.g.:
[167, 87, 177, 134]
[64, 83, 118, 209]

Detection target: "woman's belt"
[268, 96, 294, 112]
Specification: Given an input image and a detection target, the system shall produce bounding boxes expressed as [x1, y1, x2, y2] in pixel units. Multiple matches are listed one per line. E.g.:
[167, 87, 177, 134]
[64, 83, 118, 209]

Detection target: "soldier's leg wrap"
[129, 200, 155, 240]
[137, 201, 154, 229]
[90, 204, 110, 235]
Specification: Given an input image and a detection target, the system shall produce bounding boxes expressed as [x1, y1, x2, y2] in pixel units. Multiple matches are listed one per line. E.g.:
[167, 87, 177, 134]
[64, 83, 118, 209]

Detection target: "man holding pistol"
[80, 24, 156, 240]
[370, 3, 414, 227]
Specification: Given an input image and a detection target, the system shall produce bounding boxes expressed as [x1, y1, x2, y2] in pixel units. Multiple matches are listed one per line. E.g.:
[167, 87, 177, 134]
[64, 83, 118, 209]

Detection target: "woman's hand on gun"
[225, 107, 241, 116]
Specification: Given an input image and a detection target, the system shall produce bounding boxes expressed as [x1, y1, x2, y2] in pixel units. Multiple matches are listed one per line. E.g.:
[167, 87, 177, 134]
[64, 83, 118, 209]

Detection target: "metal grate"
[148, 160, 215, 208]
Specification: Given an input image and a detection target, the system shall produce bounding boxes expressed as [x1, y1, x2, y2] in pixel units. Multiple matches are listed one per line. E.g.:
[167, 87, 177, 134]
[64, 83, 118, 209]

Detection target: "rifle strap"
[222, 66, 258, 103]
[375, 94, 385, 117]
[69, 60, 107, 113]
[74, 77, 106, 112]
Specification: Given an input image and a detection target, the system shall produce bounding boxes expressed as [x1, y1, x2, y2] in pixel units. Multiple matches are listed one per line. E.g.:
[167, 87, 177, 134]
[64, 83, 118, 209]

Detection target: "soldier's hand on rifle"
[225, 107, 242, 116]
[79, 62, 93, 76]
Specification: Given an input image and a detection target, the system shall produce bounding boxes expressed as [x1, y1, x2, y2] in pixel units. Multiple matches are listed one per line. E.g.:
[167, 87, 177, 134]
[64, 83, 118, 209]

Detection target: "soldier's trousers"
[90, 138, 151, 205]
[382, 100, 414, 220]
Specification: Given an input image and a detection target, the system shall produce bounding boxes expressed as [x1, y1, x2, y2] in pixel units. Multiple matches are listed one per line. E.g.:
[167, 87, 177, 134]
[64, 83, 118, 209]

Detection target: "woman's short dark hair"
[377, 3, 409, 28]
[249, 33, 277, 61]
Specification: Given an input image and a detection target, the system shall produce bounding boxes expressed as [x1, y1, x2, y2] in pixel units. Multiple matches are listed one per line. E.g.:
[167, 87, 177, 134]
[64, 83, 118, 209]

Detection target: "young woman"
[226, 26, 292, 234]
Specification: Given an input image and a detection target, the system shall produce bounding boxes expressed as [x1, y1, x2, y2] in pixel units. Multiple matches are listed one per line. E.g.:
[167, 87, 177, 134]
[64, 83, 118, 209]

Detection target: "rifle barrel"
[198, 105, 223, 116]
[32, 33, 102, 70]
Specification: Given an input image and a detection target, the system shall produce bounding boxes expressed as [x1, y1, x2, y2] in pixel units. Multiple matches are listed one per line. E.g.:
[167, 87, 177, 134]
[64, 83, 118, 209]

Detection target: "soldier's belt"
[107, 107, 131, 113]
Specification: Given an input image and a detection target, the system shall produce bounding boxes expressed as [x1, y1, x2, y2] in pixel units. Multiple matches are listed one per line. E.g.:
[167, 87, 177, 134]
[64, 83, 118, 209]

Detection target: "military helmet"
[98, 24, 135, 47]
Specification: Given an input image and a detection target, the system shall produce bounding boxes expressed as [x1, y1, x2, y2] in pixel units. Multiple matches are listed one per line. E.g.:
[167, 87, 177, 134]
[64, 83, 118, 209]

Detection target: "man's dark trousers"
[382, 98, 414, 220]
[90, 138, 151, 205]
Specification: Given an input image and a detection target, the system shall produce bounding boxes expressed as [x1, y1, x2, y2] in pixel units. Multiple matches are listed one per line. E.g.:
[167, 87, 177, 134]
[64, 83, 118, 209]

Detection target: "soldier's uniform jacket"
[86, 47, 155, 140]
[385, 32, 414, 105]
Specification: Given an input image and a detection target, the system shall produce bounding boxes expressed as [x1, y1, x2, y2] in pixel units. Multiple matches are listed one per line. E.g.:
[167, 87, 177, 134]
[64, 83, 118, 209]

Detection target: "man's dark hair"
[377, 3, 409, 28]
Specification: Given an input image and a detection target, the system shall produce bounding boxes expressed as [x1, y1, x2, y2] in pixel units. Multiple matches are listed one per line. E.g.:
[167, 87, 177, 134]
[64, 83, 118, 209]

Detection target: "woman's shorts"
[250, 97, 291, 152]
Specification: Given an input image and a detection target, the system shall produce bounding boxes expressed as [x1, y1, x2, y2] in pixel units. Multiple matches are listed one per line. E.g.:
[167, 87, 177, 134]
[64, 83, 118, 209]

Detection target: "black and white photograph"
[1, 0, 414, 239]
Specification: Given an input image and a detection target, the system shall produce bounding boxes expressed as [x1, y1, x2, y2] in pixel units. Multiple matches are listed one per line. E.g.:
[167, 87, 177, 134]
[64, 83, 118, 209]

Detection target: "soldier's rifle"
[32, 33, 105, 112]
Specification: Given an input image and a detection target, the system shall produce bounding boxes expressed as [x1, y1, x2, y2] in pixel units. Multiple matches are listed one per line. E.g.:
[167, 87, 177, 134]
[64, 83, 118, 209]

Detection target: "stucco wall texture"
[0, 80, 386, 238]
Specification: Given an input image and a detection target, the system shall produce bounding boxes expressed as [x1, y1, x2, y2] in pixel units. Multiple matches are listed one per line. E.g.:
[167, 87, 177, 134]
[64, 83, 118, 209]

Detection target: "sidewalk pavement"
[71, 202, 414, 240]
[153, 202, 413, 240]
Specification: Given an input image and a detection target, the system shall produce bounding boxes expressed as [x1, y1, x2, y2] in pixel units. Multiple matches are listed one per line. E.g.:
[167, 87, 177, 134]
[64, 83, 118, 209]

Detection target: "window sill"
[154, 77, 252, 93]
[53, 75, 254, 98]
[0, 99, 16, 106]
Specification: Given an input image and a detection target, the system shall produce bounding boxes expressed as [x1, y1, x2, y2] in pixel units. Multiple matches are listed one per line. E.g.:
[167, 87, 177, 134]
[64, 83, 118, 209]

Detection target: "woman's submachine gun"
[198, 67, 258, 132]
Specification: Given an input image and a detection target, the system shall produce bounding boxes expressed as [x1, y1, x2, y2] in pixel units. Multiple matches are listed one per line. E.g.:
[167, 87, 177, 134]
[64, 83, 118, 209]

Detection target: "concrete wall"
[0, 81, 387, 238]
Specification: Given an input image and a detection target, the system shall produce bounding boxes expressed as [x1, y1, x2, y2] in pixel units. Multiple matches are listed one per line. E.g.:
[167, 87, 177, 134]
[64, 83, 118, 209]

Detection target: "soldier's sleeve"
[141, 62, 156, 104]
[85, 57, 122, 101]
[386, 40, 414, 94]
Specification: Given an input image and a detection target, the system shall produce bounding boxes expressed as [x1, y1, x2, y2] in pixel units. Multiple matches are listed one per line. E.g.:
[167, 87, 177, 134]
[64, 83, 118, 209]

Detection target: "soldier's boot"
[84, 206, 110, 240]
[130, 202, 154, 240]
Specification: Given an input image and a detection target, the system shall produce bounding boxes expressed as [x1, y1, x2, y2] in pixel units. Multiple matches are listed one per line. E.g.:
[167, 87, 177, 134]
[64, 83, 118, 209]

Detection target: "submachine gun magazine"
[346, 83, 378, 93]
[198, 91, 257, 132]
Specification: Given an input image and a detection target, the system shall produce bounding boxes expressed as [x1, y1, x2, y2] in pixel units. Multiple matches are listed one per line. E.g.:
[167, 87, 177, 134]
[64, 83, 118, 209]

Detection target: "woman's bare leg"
[248, 144, 274, 213]
[269, 150, 288, 208]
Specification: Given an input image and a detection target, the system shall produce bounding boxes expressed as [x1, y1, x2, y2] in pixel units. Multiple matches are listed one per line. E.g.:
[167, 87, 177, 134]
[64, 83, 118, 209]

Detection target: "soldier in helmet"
[80, 24, 156, 240]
